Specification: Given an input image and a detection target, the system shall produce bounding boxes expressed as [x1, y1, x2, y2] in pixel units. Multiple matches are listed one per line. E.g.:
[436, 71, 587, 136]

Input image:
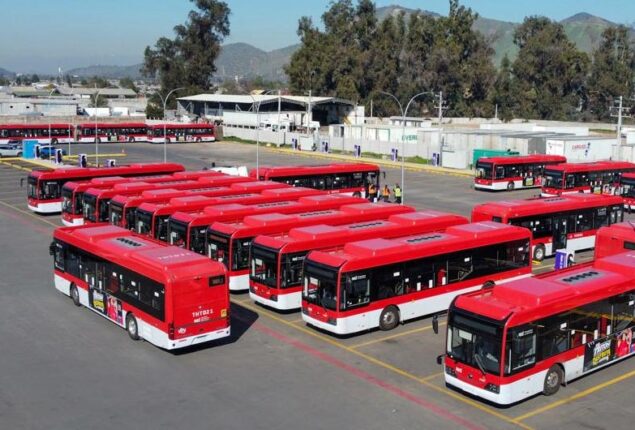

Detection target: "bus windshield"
[231, 237, 252, 271]
[476, 162, 493, 179]
[303, 261, 339, 311]
[135, 209, 153, 236]
[98, 199, 110, 223]
[27, 176, 38, 199]
[168, 220, 188, 248]
[83, 194, 98, 222]
[189, 226, 208, 255]
[109, 201, 124, 226]
[208, 232, 230, 267]
[250, 245, 278, 288]
[61, 187, 73, 213]
[154, 215, 170, 241]
[447, 310, 503, 375]
[543, 170, 563, 189]
[281, 252, 306, 289]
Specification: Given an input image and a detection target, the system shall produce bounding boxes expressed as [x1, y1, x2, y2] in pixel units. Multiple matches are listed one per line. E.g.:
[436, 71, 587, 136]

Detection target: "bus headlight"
[445, 366, 456, 377]
[270, 294, 278, 302]
[485, 383, 500, 394]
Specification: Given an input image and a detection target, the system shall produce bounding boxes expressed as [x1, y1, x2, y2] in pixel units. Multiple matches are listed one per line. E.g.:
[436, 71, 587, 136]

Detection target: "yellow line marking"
[236, 300, 532, 430]
[420, 371, 445, 382]
[512, 368, 635, 423]
[0, 200, 59, 228]
[350, 322, 446, 349]
[289, 318, 304, 323]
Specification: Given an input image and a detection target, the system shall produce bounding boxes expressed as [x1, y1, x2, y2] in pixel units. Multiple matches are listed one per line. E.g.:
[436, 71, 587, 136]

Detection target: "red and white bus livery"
[618, 173, 635, 211]
[147, 123, 215, 144]
[51, 224, 230, 350]
[301, 222, 532, 335]
[249, 210, 468, 310]
[472, 194, 624, 261]
[442, 251, 635, 404]
[209, 203, 414, 292]
[251, 163, 380, 197]
[76, 123, 147, 143]
[27, 163, 184, 214]
[168, 194, 365, 254]
[595, 222, 635, 258]
[0, 123, 73, 144]
[541, 161, 635, 197]
[474, 155, 566, 191]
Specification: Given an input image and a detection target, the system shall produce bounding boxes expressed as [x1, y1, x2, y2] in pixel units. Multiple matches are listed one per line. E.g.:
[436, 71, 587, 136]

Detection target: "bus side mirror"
[436, 354, 443, 365]
[382, 171, 386, 180]
[432, 315, 439, 334]
[49, 242, 56, 256]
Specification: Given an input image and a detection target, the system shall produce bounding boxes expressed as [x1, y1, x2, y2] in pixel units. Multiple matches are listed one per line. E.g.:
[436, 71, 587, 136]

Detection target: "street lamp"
[378, 91, 437, 204]
[249, 90, 276, 180]
[157, 87, 185, 163]
[93, 87, 102, 166]
[47, 88, 55, 158]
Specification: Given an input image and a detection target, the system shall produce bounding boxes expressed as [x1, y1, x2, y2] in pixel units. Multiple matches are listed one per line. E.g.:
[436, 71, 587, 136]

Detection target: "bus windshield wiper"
[473, 353, 486, 376]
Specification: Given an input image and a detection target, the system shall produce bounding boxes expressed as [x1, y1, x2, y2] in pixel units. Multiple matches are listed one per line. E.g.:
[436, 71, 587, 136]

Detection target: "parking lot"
[1, 140, 634, 430]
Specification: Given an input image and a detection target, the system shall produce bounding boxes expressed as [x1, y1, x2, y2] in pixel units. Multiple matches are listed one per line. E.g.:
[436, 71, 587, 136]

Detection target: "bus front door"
[553, 217, 568, 251]
[88, 262, 108, 316]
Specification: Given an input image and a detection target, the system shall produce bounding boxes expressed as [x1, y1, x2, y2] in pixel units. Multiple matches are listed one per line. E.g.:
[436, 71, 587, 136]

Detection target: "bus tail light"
[220, 308, 227, 318]
[168, 323, 175, 340]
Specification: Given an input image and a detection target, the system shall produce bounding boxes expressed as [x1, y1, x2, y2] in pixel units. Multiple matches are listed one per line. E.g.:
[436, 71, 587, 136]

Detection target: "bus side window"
[53, 242, 65, 271]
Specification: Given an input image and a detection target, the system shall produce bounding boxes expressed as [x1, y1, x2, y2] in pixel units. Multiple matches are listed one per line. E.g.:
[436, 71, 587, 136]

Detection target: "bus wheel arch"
[353, 191, 361, 197]
[534, 244, 546, 262]
[196, 137, 202, 143]
[128, 137, 135, 143]
[379, 305, 400, 331]
[70, 284, 81, 306]
[483, 280, 495, 289]
[51, 138, 58, 145]
[507, 182, 515, 191]
[543, 364, 564, 396]
[126, 313, 140, 341]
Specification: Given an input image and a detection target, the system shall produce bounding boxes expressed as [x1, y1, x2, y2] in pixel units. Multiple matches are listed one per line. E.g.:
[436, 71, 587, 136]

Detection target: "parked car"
[39, 146, 67, 159]
[0, 144, 23, 158]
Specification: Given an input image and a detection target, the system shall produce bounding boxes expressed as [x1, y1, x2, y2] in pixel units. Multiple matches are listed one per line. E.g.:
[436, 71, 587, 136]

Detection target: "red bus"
[250, 210, 469, 311]
[135, 187, 324, 242]
[618, 173, 635, 211]
[472, 194, 624, 262]
[541, 161, 635, 197]
[27, 163, 184, 214]
[301, 222, 531, 335]
[146, 123, 215, 144]
[251, 163, 380, 198]
[82, 180, 219, 225]
[474, 155, 566, 191]
[595, 223, 635, 258]
[51, 224, 230, 350]
[169, 194, 366, 254]
[108, 179, 281, 230]
[0, 123, 74, 144]
[209, 203, 414, 292]
[442, 251, 635, 404]
[76, 123, 147, 143]
[61, 174, 189, 226]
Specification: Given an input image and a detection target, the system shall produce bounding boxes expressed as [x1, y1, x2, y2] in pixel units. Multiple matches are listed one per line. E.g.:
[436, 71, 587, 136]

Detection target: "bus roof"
[453, 252, 635, 324]
[544, 160, 635, 173]
[476, 155, 566, 165]
[55, 225, 224, 280]
[471, 194, 624, 220]
[28, 163, 185, 180]
[146, 123, 215, 129]
[197, 175, 252, 186]
[171, 170, 224, 180]
[2, 123, 72, 129]
[595, 222, 635, 258]
[254, 210, 468, 251]
[308, 222, 530, 272]
[210, 203, 414, 238]
[229, 180, 288, 192]
[85, 180, 201, 198]
[76, 122, 146, 128]
[251, 162, 380, 178]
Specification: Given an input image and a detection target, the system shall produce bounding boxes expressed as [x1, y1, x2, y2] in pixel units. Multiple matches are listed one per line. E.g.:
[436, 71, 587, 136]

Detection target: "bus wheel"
[165, 138, 171, 144]
[534, 244, 546, 262]
[70, 284, 81, 307]
[128, 137, 135, 143]
[96, 138, 101, 144]
[126, 314, 140, 341]
[196, 137, 202, 143]
[379, 306, 399, 331]
[483, 281, 495, 289]
[507, 182, 515, 191]
[353, 191, 361, 197]
[543, 365, 563, 396]
[51, 138, 58, 145]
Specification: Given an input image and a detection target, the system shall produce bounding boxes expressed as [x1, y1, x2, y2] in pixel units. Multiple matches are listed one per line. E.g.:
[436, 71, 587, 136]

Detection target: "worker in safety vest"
[382, 185, 390, 202]
[368, 183, 377, 202]
[393, 183, 402, 204]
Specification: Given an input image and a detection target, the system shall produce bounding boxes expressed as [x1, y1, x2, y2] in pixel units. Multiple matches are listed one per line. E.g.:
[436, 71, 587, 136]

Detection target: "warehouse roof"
[177, 93, 354, 107]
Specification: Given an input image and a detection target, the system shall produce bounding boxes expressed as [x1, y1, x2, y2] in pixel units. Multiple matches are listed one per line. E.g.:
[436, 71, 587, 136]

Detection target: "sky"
[2, 0, 635, 74]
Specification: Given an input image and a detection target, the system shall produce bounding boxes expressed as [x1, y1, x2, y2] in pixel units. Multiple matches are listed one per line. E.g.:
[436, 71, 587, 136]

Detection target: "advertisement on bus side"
[583, 327, 634, 371]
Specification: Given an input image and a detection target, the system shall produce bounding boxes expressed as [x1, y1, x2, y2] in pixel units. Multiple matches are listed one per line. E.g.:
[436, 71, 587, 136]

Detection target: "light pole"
[93, 87, 102, 166]
[157, 87, 185, 163]
[249, 90, 275, 180]
[379, 91, 437, 204]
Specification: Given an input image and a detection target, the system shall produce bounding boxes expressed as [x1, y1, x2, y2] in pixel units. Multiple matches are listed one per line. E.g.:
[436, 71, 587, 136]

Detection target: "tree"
[89, 93, 109, 108]
[31, 74, 40, 83]
[587, 25, 635, 120]
[490, 55, 516, 121]
[65, 74, 73, 88]
[120, 77, 138, 93]
[511, 16, 589, 120]
[142, 0, 230, 115]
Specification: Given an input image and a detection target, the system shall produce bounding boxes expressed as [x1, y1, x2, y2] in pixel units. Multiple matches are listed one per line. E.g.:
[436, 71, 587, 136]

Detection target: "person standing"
[393, 183, 402, 204]
[368, 183, 377, 202]
[382, 184, 391, 202]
